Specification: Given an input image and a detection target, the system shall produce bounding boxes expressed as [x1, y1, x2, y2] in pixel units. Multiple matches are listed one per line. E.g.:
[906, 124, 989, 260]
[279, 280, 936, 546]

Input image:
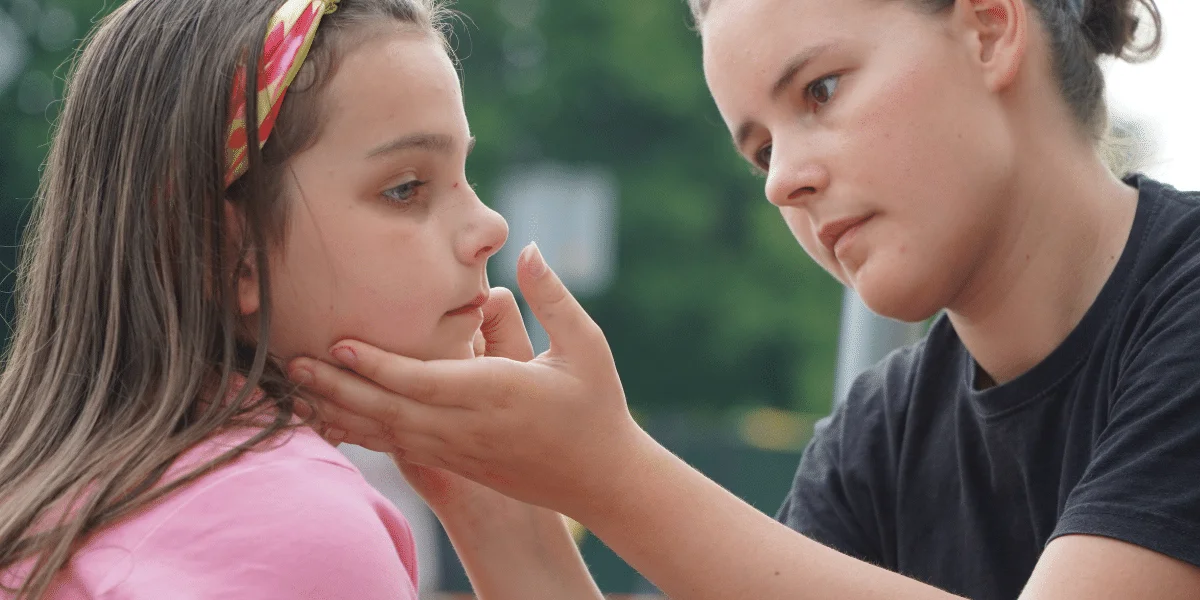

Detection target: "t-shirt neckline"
[959, 174, 1158, 419]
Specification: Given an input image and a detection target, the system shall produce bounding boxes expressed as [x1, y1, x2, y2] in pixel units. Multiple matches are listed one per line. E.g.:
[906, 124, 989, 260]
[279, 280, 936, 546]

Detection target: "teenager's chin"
[851, 262, 944, 324]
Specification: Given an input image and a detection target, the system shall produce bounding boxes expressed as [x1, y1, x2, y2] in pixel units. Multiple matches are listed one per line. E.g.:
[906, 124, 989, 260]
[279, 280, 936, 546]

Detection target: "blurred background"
[0, 0, 1192, 597]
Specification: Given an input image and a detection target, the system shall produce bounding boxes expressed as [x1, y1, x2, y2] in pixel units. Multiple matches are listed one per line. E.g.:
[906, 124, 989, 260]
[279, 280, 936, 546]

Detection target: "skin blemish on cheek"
[453, 182, 460, 189]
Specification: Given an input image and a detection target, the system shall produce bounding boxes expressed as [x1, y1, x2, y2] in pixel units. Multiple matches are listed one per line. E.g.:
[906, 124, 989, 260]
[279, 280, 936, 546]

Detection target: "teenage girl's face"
[702, 0, 1016, 322]
[253, 30, 508, 363]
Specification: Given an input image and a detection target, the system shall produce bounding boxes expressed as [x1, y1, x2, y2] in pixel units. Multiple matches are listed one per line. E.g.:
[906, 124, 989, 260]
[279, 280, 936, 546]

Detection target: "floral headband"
[223, 0, 340, 188]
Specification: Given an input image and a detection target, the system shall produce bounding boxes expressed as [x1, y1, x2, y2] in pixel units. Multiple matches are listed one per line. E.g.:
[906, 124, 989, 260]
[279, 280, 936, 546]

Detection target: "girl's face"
[249, 29, 508, 363]
[701, 0, 1017, 322]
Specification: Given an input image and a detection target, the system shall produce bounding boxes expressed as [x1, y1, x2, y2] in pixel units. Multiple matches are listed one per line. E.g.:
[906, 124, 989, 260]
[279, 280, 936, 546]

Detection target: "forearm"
[573, 430, 965, 600]
[437, 500, 604, 600]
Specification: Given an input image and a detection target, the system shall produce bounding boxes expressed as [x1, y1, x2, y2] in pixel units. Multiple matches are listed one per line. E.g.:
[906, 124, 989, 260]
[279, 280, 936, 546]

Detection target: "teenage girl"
[299, 0, 1200, 598]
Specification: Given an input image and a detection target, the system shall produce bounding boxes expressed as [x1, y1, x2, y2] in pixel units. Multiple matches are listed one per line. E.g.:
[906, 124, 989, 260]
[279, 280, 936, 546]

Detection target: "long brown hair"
[0, 0, 448, 597]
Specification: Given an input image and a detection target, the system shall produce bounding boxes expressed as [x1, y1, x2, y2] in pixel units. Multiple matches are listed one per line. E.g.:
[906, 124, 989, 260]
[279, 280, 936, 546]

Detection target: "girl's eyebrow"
[366, 133, 477, 158]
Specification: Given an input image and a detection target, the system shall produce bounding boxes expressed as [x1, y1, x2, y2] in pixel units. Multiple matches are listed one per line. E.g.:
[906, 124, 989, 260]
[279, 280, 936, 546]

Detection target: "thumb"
[479, 287, 535, 361]
[516, 242, 608, 360]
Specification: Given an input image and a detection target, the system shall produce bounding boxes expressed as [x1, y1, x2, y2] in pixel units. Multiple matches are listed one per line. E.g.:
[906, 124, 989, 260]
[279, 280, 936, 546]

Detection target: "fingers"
[288, 357, 472, 444]
[292, 396, 352, 445]
[297, 342, 459, 407]
[304, 389, 391, 440]
[299, 338, 534, 412]
[480, 286, 534, 362]
[516, 242, 609, 359]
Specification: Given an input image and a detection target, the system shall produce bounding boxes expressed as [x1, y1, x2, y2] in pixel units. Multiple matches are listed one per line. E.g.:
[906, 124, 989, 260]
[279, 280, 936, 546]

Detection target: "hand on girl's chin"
[386, 327, 512, 514]
[306, 306, 492, 445]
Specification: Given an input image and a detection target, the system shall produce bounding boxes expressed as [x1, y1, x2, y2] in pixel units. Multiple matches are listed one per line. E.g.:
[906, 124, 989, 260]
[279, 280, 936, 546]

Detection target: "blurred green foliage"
[0, 0, 844, 416]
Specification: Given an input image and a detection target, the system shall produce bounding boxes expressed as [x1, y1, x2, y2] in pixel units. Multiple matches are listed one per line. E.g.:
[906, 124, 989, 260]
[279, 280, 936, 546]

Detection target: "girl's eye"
[807, 75, 840, 106]
[755, 144, 773, 171]
[383, 179, 427, 205]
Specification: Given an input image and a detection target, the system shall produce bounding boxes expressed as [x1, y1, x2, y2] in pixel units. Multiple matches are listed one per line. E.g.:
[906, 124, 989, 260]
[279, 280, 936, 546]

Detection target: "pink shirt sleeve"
[99, 454, 419, 600]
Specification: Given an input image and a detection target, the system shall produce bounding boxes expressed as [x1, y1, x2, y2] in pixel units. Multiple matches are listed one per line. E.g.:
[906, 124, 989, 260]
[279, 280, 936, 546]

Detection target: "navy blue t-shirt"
[778, 175, 1200, 600]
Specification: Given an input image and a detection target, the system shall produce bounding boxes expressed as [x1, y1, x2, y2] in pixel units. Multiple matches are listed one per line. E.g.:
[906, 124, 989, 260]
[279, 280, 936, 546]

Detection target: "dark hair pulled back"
[688, 0, 1163, 143]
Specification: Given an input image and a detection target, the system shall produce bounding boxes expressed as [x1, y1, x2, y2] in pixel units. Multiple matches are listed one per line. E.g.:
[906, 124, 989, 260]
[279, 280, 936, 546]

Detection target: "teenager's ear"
[957, 0, 1029, 92]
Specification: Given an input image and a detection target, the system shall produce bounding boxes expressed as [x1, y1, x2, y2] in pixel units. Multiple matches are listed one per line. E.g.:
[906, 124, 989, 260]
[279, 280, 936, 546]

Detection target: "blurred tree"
[1, 0, 110, 339]
[0, 0, 844, 416]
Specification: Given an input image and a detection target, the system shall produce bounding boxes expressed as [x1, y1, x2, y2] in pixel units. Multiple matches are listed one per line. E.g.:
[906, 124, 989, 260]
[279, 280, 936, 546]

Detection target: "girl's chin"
[427, 339, 479, 361]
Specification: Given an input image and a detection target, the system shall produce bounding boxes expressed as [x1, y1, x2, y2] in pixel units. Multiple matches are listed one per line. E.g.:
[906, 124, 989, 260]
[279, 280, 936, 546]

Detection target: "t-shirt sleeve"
[110, 459, 419, 600]
[777, 350, 910, 568]
[1051, 271, 1200, 566]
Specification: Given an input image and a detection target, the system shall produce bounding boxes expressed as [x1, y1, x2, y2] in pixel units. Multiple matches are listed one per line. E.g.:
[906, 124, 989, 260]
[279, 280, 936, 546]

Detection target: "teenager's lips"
[446, 291, 489, 316]
[817, 214, 874, 255]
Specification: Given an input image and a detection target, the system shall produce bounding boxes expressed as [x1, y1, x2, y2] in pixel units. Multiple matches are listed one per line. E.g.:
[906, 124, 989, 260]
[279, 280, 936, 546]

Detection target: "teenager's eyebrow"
[367, 134, 476, 158]
[733, 43, 834, 151]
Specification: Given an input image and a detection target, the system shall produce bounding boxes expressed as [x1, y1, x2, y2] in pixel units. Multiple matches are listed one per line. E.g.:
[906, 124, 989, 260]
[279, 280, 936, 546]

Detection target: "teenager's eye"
[755, 144, 773, 171]
[383, 179, 427, 205]
[807, 75, 840, 106]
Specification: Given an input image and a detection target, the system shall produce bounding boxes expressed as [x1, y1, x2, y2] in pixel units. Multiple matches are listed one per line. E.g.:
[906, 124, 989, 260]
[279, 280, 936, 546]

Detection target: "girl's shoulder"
[64, 426, 420, 599]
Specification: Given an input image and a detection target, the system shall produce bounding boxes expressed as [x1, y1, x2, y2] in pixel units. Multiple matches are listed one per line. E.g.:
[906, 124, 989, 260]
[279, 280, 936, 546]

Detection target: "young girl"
[0, 0, 595, 598]
[298, 0, 1200, 598]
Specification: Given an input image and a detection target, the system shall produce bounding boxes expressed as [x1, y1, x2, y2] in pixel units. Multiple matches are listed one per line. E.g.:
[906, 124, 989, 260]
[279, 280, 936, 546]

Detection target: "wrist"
[567, 421, 669, 528]
[441, 501, 600, 600]
[434, 490, 542, 541]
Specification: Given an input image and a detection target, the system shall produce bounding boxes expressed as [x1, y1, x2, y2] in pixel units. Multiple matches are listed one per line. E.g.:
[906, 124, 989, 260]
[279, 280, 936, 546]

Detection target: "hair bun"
[1080, 0, 1163, 61]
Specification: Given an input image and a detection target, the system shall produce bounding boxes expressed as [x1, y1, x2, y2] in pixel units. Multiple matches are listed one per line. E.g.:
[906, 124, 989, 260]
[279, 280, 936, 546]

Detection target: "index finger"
[319, 340, 517, 407]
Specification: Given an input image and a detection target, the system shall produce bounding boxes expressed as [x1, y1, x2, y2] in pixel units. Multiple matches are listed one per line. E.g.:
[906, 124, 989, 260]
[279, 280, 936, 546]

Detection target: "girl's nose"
[457, 193, 509, 265]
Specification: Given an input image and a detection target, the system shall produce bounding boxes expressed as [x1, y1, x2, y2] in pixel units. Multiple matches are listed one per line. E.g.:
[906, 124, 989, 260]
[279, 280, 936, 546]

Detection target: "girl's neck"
[946, 135, 1139, 387]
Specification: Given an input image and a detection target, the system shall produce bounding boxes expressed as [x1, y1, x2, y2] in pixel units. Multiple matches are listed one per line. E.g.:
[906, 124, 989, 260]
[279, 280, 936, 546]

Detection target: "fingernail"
[326, 428, 346, 443]
[524, 242, 547, 278]
[289, 367, 313, 385]
[331, 345, 357, 366]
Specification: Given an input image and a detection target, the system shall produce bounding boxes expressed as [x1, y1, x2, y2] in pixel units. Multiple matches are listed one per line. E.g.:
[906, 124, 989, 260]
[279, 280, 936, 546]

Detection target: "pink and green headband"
[223, 0, 339, 188]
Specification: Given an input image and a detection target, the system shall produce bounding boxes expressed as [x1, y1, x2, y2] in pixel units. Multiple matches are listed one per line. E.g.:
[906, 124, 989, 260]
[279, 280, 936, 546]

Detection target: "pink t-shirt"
[6, 425, 419, 599]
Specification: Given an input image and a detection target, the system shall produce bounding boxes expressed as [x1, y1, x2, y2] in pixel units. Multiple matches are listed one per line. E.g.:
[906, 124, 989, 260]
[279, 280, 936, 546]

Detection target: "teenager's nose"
[764, 142, 830, 209]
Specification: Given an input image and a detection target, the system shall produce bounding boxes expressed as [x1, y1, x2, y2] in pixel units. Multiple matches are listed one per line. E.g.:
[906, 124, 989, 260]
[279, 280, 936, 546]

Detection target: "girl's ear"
[236, 255, 261, 317]
[224, 201, 261, 317]
[958, 0, 1029, 92]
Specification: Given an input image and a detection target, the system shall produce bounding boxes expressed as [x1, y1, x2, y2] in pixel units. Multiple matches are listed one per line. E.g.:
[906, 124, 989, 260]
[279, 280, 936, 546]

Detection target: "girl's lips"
[446, 292, 488, 316]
